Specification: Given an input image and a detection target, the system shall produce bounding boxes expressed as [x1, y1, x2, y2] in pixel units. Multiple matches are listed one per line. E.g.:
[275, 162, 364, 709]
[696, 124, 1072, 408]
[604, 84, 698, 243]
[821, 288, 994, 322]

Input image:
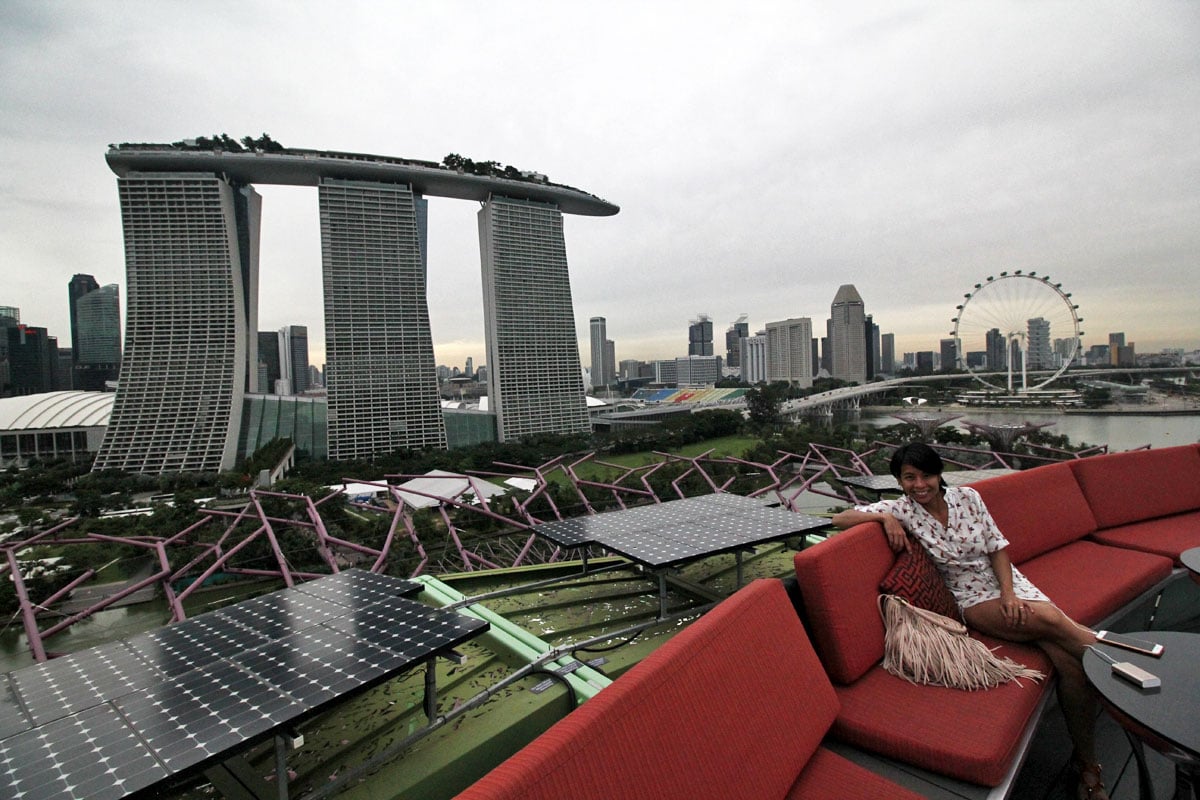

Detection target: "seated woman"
[832, 442, 1108, 800]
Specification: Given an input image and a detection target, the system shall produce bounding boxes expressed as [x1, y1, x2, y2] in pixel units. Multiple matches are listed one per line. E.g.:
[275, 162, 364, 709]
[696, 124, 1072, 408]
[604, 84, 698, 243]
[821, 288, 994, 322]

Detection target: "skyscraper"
[480, 197, 589, 440]
[880, 332, 895, 375]
[765, 318, 814, 388]
[69, 276, 122, 390]
[1026, 317, 1052, 370]
[66, 273, 98, 388]
[279, 324, 310, 394]
[688, 315, 714, 356]
[258, 331, 282, 392]
[320, 179, 446, 458]
[589, 316, 612, 389]
[741, 332, 768, 384]
[940, 338, 957, 372]
[95, 173, 260, 473]
[829, 284, 867, 384]
[986, 328, 1007, 371]
[865, 314, 880, 380]
[7, 325, 57, 395]
[725, 316, 749, 368]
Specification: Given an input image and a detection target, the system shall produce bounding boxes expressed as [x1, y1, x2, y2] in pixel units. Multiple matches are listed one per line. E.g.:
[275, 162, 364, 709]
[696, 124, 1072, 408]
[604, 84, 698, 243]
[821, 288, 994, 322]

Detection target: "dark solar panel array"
[0, 569, 487, 800]
[533, 493, 828, 567]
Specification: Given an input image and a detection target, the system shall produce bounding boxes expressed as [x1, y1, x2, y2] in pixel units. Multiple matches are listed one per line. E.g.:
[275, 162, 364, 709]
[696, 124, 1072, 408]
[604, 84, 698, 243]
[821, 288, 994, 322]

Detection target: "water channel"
[3, 408, 1197, 673]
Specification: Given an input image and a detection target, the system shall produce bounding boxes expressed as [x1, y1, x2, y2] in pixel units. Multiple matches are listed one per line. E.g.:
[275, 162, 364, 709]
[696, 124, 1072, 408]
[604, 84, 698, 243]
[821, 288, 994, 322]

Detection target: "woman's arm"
[986, 548, 1028, 629]
[830, 508, 911, 552]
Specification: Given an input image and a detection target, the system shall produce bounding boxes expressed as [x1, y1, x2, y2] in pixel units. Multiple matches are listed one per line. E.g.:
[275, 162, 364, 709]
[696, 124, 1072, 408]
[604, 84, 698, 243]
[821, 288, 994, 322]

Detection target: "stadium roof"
[0, 391, 114, 430]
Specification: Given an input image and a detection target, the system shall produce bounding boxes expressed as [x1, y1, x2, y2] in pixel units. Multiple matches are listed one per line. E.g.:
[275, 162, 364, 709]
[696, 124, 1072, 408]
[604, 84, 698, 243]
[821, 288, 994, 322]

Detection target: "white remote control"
[1112, 661, 1161, 689]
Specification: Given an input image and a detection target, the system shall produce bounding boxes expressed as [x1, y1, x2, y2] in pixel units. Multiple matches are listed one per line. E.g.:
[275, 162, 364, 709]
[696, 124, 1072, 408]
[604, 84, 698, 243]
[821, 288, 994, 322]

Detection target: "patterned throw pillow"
[879, 540, 961, 621]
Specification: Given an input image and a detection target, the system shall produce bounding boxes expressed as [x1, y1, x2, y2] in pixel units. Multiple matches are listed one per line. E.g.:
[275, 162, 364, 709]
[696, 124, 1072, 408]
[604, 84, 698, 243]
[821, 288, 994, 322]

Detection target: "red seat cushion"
[831, 640, 1051, 787]
[794, 524, 893, 684]
[971, 461, 1097, 563]
[455, 579, 840, 799]
[785, 747, 925, 799]
[1090, 512, 1200, 565]
[1070, 446, 1200, 529]
[1017, 540, 1173, 626]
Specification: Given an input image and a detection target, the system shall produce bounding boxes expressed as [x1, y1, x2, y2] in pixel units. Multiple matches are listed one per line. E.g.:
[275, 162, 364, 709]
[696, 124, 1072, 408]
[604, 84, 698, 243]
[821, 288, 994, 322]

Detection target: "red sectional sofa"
[793, 444, 1197, 793]
[457, 445, 1199, 799]
[1071, 444, 1200, 566]
[455, 578, 924, 800]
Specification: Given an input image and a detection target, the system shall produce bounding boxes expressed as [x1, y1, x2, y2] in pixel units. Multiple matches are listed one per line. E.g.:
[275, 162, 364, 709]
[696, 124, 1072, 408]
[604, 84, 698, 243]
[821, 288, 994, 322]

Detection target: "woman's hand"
[880, 513, 911, 552]
[999, 591, 1030, 629]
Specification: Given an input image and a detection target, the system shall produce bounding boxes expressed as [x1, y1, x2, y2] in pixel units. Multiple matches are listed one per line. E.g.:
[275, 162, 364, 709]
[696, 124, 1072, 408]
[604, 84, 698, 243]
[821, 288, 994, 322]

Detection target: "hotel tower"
[95, 144, 616, 473]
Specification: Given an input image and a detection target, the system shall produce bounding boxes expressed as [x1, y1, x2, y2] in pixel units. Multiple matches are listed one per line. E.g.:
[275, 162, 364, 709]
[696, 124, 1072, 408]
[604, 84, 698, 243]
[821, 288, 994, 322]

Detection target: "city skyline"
[2, 3, 1198, 368]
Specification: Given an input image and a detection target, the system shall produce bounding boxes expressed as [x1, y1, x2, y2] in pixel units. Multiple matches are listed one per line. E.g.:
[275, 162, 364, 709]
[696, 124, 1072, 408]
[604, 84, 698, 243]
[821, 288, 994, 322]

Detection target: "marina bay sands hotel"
[93, 144, 618, 474]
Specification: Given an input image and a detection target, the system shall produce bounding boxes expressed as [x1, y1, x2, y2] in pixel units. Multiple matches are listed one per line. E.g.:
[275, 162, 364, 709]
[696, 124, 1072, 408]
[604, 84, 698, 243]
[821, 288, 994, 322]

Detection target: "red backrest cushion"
[793, 524, 894, 684]
[455, 579, 835, 800]
[1070, 446, 1200, 529]
[971, 461, 1097, 564]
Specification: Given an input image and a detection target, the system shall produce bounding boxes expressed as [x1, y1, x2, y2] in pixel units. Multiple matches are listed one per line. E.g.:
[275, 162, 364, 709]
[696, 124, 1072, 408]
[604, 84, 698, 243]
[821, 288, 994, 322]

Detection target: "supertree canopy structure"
[962, 419, 1055, 450]
[891, 411, 963, 440]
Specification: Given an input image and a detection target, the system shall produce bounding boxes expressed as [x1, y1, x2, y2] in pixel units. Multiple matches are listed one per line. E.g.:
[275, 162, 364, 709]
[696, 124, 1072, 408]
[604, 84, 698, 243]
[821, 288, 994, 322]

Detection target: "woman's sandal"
[1074, 757, 1109, 800]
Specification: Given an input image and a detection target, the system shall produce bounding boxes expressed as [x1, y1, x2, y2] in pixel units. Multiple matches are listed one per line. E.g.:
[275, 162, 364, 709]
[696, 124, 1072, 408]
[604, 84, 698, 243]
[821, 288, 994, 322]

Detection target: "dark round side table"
[1083, 631, 1200, 800]
[1181, 547, 1200, 586]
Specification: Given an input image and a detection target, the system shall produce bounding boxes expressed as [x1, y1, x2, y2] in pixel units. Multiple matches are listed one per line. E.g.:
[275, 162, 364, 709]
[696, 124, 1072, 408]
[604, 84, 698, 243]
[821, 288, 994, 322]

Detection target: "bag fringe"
[878, 594, 1045, 691]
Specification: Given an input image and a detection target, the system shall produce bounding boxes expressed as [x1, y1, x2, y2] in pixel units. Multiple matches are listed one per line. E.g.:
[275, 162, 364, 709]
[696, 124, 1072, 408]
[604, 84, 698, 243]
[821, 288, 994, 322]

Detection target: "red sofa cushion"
[879, 538, 961, 621]
[455, 579, 839, 800]
[794, 524, 893, 684]
[1070, 446, 1200, 529]
[785, 747, 925, 799]
[1090, 511, 1200, 565]
[831, 639, 1051, 787]
[971, 461, 1097, 564]
[1016, 540, 1174, 626]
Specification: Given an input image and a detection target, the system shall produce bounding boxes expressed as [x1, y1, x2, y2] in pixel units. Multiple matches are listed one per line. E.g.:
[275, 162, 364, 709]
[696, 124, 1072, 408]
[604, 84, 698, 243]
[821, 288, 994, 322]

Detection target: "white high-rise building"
[741, 331, 768, 384]
[765, 318, 814, 388]
[480, 197, 589, 441]
[320, 179, 446, 459]
[1026, 317, 1053, 370]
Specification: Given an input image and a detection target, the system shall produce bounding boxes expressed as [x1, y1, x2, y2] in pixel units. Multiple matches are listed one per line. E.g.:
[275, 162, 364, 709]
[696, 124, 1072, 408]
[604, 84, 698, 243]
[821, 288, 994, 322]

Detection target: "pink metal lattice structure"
[1, 440, 1111, 662]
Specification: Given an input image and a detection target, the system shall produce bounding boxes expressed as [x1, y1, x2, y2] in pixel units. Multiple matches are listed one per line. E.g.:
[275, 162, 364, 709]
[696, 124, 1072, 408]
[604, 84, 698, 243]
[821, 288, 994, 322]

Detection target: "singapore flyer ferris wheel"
[951, 271, 1083, 392]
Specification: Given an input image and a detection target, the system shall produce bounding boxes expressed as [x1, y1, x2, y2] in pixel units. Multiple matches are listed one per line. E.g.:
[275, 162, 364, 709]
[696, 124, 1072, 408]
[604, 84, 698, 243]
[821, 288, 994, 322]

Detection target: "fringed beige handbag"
[878, 595, 1045, 691]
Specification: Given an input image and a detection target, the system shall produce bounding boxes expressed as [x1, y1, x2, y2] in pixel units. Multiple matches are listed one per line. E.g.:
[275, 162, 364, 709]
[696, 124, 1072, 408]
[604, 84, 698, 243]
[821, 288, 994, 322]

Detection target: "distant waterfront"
[857, 405, 1200, 452]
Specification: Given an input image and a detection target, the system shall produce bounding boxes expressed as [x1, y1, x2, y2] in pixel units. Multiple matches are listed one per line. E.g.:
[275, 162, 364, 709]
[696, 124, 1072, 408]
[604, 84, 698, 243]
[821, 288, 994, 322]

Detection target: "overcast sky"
[2, 1, 1198, 371]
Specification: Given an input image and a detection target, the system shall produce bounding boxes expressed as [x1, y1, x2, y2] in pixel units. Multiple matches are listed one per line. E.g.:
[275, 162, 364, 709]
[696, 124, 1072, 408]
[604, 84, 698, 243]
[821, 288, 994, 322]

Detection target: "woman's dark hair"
[889, 442, 947, 488]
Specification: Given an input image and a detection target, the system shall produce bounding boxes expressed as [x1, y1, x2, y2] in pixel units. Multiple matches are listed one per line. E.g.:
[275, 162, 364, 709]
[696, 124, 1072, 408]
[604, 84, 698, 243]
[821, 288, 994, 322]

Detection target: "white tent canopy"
[391, 470, 509, 508]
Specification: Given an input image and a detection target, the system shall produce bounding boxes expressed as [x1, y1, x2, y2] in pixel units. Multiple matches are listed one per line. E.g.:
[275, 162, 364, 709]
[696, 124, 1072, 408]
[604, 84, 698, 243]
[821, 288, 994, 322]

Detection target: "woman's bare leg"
[965, 600, 1107, 797]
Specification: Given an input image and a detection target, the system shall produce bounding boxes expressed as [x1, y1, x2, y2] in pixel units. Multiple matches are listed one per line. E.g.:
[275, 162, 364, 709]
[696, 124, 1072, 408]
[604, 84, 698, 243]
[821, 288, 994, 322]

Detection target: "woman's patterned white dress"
[857, 485, 1049, 611]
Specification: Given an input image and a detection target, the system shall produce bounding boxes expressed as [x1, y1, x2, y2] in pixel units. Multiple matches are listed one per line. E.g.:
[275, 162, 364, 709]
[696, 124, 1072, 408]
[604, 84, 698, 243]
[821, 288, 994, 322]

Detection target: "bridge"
[778, 367, 1196, 418]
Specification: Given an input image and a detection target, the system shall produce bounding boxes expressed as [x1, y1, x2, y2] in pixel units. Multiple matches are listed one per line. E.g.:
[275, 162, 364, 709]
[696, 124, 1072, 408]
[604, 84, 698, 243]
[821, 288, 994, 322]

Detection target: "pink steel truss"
[0, 441, 1109, 662]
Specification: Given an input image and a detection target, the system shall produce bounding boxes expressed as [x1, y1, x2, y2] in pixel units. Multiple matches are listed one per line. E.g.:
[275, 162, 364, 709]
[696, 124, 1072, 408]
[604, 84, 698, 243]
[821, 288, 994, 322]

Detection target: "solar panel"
[10, 640, 152, 726]
[527, 516, 596, 547]
[0, 569, 487, 800]
[532, 494, 828, 568]
[0, 673, 31, 740]
[0, 704, 167, 800]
